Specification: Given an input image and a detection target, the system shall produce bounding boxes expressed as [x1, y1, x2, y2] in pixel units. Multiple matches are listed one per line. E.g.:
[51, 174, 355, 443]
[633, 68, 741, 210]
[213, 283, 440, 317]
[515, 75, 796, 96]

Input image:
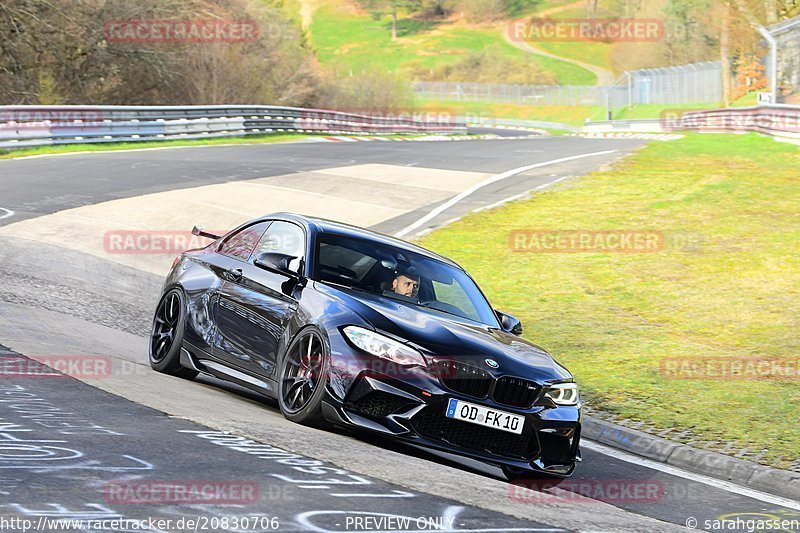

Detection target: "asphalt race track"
[0, 136, 798, 532]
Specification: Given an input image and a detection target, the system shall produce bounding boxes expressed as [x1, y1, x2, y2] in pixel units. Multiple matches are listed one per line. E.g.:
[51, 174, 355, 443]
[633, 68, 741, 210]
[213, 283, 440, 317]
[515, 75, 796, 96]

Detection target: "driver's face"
[392, 274, 420, 298]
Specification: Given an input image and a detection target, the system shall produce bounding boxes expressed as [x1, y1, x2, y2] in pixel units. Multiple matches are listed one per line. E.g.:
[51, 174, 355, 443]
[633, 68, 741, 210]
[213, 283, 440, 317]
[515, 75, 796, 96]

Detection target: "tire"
[149, 288, 198, 380]
[277, 327, 331, 428]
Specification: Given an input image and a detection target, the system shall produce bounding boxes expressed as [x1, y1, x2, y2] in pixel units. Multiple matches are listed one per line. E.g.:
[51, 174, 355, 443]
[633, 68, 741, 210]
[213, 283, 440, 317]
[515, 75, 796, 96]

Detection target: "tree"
[586, 0, 600, 18]
[0, 0, 319, 105]
[663, 0, 716, 64]
[764, 0, 779, 24]
[364, 0, 422, 40]
[721, 1, 733, 106]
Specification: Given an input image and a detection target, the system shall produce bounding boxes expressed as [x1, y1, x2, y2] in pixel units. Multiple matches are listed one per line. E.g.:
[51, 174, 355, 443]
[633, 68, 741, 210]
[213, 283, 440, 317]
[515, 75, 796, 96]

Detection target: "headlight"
[545, 383, 579, 406]
[343, 326, 427, 368]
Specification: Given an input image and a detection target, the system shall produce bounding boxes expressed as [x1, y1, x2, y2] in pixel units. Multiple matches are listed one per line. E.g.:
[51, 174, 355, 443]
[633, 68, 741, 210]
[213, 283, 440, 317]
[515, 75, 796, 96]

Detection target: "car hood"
[316, 282, 572, 383]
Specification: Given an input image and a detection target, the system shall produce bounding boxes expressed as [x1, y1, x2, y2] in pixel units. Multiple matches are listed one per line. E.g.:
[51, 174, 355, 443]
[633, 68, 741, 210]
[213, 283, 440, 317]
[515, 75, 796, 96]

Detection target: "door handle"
[224, 268, 243, 282]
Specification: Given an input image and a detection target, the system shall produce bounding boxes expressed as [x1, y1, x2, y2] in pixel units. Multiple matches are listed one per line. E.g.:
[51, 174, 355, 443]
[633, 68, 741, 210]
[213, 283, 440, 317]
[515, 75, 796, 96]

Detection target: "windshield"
[314, 232, 499, 327]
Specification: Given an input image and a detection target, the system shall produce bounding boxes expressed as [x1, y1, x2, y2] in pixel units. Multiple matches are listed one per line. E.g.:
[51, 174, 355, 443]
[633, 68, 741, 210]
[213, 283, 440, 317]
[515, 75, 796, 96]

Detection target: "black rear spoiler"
[192, 226, 221, 240]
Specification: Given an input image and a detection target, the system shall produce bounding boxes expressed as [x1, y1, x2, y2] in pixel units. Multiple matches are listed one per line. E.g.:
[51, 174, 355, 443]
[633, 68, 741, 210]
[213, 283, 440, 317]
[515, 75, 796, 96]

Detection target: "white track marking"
[472, 176, 572, 213]
[393, 150, 617, 238]
[0, 208, 14, 220]
[582, 440, 800, 511]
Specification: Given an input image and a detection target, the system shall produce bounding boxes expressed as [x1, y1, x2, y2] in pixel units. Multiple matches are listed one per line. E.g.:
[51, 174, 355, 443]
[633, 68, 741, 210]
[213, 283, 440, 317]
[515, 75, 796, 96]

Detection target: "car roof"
[264, 212, 463, 270]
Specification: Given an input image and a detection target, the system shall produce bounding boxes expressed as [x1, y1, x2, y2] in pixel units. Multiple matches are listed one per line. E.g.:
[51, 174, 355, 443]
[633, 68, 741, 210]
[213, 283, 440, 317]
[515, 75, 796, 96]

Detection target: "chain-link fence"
[414, 61, 724, 111]
[412, 82, 608, 106]
[608, 62, 723, 109]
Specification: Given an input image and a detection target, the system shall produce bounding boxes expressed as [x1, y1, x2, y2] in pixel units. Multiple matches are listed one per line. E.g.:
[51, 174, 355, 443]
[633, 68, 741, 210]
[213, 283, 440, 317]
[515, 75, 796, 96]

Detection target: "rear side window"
[219, 221, 271, 261]
[252, 221, 305, 260]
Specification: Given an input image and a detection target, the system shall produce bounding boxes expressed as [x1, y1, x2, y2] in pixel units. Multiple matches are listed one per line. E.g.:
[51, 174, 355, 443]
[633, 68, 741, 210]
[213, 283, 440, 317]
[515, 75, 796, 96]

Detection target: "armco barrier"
[462, 116, 578, 132]
[581, 104, 800, 140]
[580, 118, 666, 133]
[681, 105, 800, 140]
[0, 105, 466, 149]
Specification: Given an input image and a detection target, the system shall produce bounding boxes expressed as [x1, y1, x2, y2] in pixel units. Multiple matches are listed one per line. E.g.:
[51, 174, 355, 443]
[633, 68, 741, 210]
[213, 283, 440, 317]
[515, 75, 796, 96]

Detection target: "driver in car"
[390, 268, 420, 301]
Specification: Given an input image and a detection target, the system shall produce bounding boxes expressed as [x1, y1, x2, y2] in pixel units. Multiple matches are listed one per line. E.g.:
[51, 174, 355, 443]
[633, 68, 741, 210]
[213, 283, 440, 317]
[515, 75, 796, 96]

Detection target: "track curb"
[583, 415, 800, 501]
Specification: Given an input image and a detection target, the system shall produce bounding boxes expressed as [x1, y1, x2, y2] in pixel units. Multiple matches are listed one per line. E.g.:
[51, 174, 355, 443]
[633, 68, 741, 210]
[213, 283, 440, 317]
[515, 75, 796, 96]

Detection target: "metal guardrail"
[0, 105, 466, 149]
[581, 105, 800, 139]
[681, 105, 800, 140]
[581, 118, 666, 133]
[461, 117, 578, 132]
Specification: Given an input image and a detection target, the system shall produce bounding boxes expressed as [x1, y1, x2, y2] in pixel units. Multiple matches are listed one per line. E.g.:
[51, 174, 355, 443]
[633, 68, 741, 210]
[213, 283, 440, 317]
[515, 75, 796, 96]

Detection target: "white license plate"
[445, 398, 524, 435]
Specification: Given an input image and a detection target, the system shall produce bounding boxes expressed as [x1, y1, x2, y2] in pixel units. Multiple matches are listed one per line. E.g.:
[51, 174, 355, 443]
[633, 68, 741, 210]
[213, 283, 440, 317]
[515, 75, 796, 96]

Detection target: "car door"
[206, 220, 271, 361]
[213, 220, 306, 380]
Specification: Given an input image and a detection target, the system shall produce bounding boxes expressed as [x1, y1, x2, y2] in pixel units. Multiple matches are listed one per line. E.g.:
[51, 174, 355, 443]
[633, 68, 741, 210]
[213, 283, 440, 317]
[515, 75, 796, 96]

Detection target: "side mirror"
[496, 310, 523, 336]
[192, 225, 221, 240]
[254, 252, 303, 279]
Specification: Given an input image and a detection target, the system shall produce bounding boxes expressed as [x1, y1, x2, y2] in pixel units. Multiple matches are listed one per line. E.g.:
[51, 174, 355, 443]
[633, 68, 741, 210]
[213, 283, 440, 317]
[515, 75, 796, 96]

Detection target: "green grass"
[0, 132, 382, 160]
[516, 45, 597, 85]
[309, 3, 595, 85]
[415, 100, 747, 128]
[418, 100, 733, 127]
[419, 133, 800, 469]
[0, 131, 476, 160]
[527, 5, 615, 71]
[612, 104, 720, 120]
[732, 92, 759, 107]
[609, 94, 759, 120]
[535, 40, 613, 71]
[417, 99, 605, 126]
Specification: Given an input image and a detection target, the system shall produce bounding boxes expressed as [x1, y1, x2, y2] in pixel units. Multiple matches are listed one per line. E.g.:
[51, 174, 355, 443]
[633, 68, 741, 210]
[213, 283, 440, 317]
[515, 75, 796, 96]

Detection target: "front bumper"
[322, 366, 582, 477]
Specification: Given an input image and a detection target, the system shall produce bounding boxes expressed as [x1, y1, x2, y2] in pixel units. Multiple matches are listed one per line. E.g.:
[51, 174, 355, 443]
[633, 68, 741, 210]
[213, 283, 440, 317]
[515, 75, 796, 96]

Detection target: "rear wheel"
[277, 328, 330, 428]
[149, 289, 198, 380]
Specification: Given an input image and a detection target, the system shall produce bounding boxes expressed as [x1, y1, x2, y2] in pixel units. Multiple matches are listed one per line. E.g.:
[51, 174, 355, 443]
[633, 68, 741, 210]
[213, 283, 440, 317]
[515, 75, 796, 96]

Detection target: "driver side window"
[252, 221, 305, 262]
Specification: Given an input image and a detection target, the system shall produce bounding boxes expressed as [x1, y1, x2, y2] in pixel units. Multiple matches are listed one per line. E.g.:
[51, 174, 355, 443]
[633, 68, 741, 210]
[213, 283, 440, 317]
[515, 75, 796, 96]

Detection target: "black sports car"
[149, 213, 582, 478]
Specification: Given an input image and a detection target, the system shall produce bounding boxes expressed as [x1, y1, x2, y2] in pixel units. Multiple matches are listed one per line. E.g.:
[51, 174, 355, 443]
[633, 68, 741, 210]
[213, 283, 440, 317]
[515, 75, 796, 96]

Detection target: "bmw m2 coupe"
[149, 213, 581, 477]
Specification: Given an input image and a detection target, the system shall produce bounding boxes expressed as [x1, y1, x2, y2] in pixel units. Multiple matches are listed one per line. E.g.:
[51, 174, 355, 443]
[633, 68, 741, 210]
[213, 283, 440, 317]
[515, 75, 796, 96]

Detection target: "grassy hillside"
[301, 0, 744, 124]
[308, 1, 597, 85]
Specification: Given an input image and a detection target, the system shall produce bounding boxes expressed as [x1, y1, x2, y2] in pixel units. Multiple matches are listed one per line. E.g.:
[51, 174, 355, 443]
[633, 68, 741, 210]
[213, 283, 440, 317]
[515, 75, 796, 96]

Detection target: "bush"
[0, 0, 319, 105]
[418, 48, 558, 84]
[315, 70, 415, 112]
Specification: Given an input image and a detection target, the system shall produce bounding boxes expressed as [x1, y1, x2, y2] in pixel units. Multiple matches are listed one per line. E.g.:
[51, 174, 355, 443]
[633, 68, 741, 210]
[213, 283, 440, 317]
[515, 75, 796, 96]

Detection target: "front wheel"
[149, 288, 198, 380]
[277, 327, 330, 428]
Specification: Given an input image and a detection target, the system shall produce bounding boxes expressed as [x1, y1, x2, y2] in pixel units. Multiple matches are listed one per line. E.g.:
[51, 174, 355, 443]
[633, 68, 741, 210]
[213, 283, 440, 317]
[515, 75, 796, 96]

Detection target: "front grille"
[493, 376, 539, 408]
[411, 405, 535, 459]
[433, 360, 492, 398]
[350, 391, 417, 418]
